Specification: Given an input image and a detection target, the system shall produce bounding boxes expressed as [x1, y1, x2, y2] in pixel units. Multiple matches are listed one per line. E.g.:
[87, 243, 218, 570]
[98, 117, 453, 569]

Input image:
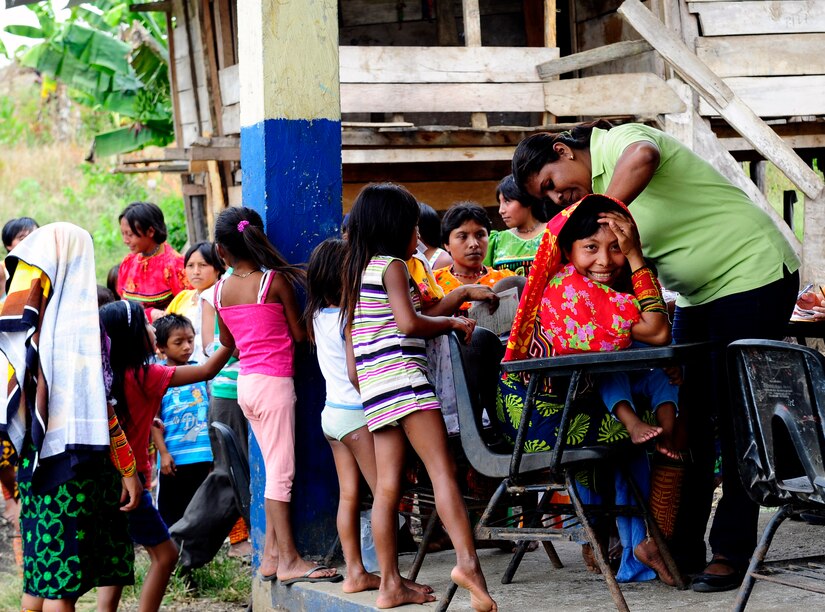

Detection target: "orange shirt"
[433, 266, 515, 312]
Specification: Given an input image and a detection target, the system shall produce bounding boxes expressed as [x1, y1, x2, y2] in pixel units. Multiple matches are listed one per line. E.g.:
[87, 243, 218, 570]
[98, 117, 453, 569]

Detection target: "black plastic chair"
[438, 329, 699, 611]
[727, 340, 825, 610]
[211, 420, 251, 529]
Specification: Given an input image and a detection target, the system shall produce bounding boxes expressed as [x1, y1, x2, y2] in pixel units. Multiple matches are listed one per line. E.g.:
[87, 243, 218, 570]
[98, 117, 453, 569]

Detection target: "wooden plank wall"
[690, 0, 825, 117]
[173, 0, 212, 146]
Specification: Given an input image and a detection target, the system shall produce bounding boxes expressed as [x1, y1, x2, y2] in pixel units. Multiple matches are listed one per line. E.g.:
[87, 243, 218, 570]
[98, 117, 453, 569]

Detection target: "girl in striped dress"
[341, 183, 497, 612]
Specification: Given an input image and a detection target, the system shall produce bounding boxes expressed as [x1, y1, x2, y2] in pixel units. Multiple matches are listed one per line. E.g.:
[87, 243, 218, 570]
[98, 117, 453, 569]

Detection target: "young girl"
[212, 207, 341, 585]
[99, 300, 232, 612]
[503, 194, 680, 584]
[165, 241, 225, 363]
[341, 183, 497, 611]
[305, 238, 434, 596]
[118, 201, 190, 322]
[484, 174, 547, 276]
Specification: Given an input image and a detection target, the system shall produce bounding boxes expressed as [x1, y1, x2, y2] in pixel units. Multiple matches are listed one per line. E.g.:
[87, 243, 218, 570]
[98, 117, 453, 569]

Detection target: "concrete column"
[237, 0, 341, 572]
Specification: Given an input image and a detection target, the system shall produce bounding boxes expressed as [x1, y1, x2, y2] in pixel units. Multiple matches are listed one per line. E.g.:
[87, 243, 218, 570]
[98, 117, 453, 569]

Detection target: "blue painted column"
[237, 0, 341, 567]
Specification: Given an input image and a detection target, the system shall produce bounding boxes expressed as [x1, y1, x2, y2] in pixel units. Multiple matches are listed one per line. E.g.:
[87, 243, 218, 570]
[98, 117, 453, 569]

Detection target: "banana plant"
[6, 0, 174, 157]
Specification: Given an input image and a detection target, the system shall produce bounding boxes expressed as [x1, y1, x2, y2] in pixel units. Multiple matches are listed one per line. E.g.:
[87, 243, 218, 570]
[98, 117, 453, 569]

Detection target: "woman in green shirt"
[483, 175, 548, 276]
[511, 121, 799, 593]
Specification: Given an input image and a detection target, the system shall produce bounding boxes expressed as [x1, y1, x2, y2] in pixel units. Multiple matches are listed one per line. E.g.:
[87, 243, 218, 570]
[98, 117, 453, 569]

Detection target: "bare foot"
[342, 571, 380, 593]
[451, 564, 497, 612]
[581, 543, 601, 574]
[627, 420, 662, 445]
[228, 539, 252, 559]
[2, 498, 19, 528]
[259, 555, 279, 579]
[634, 537, 677, 586]
[376, 582, 436, 608]
[655, 435, 683, 461]
[277, 558, 338, 582]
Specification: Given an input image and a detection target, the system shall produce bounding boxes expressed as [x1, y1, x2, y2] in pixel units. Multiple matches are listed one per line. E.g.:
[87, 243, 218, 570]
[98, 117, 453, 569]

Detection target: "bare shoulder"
[265, 271, 294, 304]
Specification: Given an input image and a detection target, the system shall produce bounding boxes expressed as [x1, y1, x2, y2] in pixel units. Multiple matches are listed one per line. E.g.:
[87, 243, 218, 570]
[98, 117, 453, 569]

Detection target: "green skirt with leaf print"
[495, 373, 653, 454]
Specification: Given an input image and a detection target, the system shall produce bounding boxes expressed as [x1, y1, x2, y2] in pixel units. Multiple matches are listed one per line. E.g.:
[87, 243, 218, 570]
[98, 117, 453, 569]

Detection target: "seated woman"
[500, 194, 679, 585]
[434, 202, 516, 314]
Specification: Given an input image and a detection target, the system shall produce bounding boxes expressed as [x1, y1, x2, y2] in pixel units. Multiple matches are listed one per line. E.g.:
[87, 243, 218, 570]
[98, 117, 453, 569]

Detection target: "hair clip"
[237, 220, 250, 233]
[123, 300, 131, 326]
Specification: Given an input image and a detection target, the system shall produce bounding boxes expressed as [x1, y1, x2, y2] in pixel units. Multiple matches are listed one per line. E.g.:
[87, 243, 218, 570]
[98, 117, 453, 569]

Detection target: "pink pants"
[236, 374, 296, 502]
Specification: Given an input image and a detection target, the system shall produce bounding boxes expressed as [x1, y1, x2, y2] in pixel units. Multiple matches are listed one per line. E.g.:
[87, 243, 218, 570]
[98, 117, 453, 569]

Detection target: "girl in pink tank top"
[213, 207, 341, 585]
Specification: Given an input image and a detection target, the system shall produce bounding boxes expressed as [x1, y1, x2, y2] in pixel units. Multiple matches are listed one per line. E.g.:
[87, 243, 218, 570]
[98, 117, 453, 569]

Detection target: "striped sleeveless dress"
[352, 255, 441, 431]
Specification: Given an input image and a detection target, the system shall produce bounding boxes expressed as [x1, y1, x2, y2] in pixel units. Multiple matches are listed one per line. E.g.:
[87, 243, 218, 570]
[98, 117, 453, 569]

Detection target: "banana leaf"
[93, 121, 173, 157]
[4, 25, 44, 38]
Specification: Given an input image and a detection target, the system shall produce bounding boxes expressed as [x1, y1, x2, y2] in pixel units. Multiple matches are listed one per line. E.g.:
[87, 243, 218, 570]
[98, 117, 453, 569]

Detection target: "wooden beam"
[200, 0, 223, 134]
[543, 73, 685, 117]
[213, 0, 236, 69]
[544, 0, 556, 47]
[344, 180, 500, 212]
[129, 1, 170, 12]
[340, 83, 546, 113]
[165, 10, 183, 145]
[696, 34, 825, 78]
[342, 147, 516, 165]
[618, 0, 824, 200]
[342, 125, 573, 147]
[697, 76, 825, 118]
[189, 145, 241, 161]
[437, 0, 460, 45]
[687, 1, 825, 36]
[537, 40, 652, 80]
[339, 46, 558, 83]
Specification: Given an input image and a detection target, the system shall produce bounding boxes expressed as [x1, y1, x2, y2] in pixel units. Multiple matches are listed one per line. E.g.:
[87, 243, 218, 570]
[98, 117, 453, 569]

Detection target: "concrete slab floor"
[263, 509, 824, 611]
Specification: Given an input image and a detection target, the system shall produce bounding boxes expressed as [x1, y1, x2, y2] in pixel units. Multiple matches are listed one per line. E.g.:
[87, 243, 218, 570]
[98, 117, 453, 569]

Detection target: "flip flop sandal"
[281, 564, 343, 586]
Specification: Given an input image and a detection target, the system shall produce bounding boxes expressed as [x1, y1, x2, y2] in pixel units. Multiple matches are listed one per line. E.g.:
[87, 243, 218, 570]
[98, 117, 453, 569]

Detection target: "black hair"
[304, 238, 347, 343]
[97, 285, 116, 308]
[107, 265, 120, 299]
[340, 183, 420, 326]
[511, 120, 614, 194]
[2, 217, 39, 251]
[417, 203, 442, 250]
[99, 300, 154, 426]
[441, 201, 492, 245]
[495, 174, 549, 223]
[119, 201, 167, 244]
[213, 207, 304, 287]
[154, 313, 195, 347]
[184, 241, 226, 276]
[557, 194, 634, 290]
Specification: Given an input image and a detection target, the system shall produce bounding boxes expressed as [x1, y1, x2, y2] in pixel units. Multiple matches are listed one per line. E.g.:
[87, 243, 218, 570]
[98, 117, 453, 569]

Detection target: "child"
[484, 175, 547, 275]
[305, 238, 433, 596]
[418, 202, 452, 270]
[434, 201, 515, 313]
[552, 198, 680, 459]
[2, 216, 39, 252]
[212, 206, 341, 585]
[100, 300, 232, 612]
[341, 183, 497, 611]
[151, 314, 214, 528]
[503, 193, 680, 584]
[117, 201, 190, 322]
[165, 242, 226, 363]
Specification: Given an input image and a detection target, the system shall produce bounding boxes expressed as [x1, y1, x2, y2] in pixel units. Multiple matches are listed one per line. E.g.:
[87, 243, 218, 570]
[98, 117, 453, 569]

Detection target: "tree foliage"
[6, 1, 174, 157]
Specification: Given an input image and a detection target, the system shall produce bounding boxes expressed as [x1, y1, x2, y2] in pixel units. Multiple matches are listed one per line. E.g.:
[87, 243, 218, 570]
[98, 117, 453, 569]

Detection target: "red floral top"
[117, 242, 189, 314]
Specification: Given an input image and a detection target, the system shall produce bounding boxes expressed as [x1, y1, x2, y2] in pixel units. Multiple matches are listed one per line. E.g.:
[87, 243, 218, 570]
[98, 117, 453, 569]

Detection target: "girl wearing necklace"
[434, 202, 515, 313]
[483, 174, 549, 276]
[118, 201, 190, 322]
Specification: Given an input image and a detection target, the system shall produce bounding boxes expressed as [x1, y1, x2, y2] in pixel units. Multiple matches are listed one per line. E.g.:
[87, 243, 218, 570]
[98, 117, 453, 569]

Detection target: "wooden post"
[237, 0, 341, 594]
[542, 0, 557, 125]
[462, 0, 488, 129]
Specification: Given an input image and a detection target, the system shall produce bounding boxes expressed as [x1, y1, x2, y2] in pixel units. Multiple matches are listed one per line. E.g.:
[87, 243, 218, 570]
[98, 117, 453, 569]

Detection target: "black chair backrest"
[211, 420, 252, 526]
[449, 329, 556, 478]
[728, 340, 825, 507]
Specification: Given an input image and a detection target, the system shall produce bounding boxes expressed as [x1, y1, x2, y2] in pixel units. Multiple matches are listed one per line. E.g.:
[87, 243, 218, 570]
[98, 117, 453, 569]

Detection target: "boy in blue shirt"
[152, 314, 213, 528]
